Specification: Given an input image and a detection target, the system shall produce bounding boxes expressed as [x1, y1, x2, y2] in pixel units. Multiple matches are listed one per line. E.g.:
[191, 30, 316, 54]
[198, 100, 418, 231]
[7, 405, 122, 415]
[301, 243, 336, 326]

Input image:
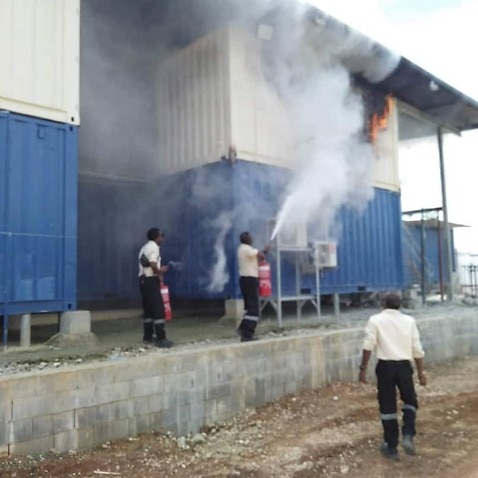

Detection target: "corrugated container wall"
[227, 28, 294, 168]
[76, 22, 403, 305]
[150, 27, 405, 301]
[151, 161, 404, 300]
[156, 29, 232, 175]
[0, 112, 78, 316]
[77, 176, 157, 304]
[0, 0, 80, 125]
[155, 27, 296, 174]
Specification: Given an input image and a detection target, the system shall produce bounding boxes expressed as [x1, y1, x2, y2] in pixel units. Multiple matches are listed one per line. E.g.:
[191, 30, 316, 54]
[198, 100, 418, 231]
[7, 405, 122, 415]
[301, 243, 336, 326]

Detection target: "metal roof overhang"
[403, 219, 468, 229]
[372, 57, 478, 140]
[301, 6, 478, 140]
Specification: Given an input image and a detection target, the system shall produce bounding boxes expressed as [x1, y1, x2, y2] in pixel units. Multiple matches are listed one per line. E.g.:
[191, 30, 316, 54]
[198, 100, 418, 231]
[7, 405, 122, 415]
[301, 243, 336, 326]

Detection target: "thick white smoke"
[206, 212, 233, 293]
[269, 7, 399, 240]
[197, 1, 400, 290]
[270, 64, 375, 239]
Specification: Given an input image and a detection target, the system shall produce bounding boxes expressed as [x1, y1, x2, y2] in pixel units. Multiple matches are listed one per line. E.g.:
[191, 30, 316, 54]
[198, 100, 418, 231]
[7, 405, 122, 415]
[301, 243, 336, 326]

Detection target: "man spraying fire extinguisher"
[237, 232, 270, 342]
[138, 227, 173, 348]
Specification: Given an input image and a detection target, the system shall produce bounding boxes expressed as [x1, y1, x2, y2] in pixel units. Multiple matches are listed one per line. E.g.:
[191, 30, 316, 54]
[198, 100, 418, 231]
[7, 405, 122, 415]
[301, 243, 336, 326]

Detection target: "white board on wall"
[0, 0, 80, 124]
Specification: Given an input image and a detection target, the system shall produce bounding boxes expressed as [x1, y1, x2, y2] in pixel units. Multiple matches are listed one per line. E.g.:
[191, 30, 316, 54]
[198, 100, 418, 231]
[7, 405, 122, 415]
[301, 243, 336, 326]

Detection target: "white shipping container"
[373, 99, 400, 191]
[156, 29, 232, 175]
[156, 25, 399, 187]
[0, 0, 80, 124]
[156, 27, 294, 175]
[227, 28, 294, 169]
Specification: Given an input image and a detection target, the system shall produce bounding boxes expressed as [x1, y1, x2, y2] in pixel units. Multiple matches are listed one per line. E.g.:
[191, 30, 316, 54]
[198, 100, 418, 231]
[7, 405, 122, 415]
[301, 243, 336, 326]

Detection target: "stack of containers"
[0, 1, 80, 333]
[155, 25, 404, 302]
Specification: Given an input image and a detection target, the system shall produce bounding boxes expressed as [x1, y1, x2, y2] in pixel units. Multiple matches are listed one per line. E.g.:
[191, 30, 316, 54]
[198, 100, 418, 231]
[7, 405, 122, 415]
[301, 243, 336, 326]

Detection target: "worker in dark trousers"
[138, 227, 172, 348]
[359, 292, 426, 460]
[237, 232, 269, 342]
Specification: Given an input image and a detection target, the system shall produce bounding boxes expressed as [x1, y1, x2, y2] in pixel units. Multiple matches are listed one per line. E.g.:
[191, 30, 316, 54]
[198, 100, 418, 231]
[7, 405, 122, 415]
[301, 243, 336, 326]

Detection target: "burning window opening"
[363, 88, 393, 143]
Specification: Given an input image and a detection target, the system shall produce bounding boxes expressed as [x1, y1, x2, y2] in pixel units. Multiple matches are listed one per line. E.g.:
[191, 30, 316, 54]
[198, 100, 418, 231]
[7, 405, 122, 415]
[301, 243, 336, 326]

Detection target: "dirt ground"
[0, 360, 477, 478]
[1, 341, 478, 476]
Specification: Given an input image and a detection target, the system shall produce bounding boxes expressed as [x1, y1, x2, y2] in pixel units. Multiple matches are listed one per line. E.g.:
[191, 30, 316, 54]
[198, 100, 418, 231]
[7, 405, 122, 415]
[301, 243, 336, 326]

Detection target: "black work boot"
[143, 319, 154, 343]
[155, 338, 174, 348]
[380, 442, 399, 461]
[154, 323, 173, 348]
[238, 319, 256, 342]
[402, 435, 416, 455]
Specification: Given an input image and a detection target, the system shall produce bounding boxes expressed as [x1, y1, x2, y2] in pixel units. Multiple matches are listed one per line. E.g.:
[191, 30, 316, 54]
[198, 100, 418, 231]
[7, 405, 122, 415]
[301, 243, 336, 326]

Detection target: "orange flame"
[369, 95, 393, 143]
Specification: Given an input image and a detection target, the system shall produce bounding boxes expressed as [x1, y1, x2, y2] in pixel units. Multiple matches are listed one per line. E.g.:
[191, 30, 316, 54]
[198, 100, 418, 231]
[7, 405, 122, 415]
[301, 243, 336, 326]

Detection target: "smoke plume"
[267, 6, 399, 240]
[206, 212, 233, 293]
[79, 0, 400, 297]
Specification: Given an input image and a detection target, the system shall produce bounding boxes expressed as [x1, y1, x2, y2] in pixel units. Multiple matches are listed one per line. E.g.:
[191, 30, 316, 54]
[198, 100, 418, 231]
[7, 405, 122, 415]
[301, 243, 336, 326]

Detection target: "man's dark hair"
[239, 231, 250, 244]
[147, 227, 163, 241]
[384, 293, 402, 310]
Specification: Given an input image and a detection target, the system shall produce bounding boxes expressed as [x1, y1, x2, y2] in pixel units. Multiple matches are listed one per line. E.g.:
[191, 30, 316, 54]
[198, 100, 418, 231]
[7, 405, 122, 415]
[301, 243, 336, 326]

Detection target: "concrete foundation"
[0, 312, 477, 456]
[224, 299, 244, 321]
[59, 310, 92, 335]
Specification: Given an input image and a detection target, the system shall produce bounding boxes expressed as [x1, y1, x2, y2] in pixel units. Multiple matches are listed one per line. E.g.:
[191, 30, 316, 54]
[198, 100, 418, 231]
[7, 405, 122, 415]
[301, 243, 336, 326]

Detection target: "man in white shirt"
[359, 292, 427, 460]
[237, 232, 269, 342]
[138, 227, 171, 348]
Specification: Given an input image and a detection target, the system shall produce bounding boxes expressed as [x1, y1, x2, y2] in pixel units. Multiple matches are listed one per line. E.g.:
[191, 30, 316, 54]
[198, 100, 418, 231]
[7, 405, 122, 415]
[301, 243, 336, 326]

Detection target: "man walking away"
[138, 227, 172, 348]
[237, 231, 269, 342]
[358, 292, 426, 460]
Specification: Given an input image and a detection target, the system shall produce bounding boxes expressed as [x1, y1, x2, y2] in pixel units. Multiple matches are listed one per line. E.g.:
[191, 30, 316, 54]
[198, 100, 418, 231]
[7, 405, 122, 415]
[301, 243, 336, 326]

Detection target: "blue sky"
[307, 0, 478, 253]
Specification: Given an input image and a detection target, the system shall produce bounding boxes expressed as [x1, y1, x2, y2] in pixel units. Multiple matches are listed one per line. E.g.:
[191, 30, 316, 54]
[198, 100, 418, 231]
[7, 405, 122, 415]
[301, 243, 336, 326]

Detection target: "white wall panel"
[156, 29, 231, 175]
[228, 29, 294, 168]
[156, 27, 294, 174]
[0, 0, 80, 124]
[373, 99, 400, 191]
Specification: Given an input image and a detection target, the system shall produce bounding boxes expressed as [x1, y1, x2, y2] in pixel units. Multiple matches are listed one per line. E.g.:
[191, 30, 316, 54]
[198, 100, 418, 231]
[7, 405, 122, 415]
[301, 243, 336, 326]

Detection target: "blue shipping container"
[77, 176, 157, 303]
[77, 160, 404, 303]
[0, 112, 78, 317]
[154, 160, 404, 299]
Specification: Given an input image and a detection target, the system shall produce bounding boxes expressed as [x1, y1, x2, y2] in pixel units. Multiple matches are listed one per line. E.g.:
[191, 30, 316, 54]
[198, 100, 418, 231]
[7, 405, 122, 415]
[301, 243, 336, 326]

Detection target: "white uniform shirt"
[138, 240, 160, 277]
[238, 243, 259, 278]
[362, 308, 425, 361]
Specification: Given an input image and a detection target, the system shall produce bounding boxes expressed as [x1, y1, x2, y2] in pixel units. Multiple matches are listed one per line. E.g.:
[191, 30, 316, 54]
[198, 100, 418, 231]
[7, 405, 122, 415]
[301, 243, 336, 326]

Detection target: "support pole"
[437, 127, 454, 300]
[277, 247, 282, 327]
[420, 211, 426, 306]
[315, 260, 321, 320]
[333, 293, 340, 316]
[437, 216, 444, 303]
[20, 314, 31, 347]
[295, 258, 301, 321]
[2, 313, 8, 351]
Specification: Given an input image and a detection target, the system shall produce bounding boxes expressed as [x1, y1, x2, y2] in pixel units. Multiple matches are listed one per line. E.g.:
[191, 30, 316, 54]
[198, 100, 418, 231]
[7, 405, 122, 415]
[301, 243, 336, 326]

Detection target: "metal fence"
[458, 253, 478, 297]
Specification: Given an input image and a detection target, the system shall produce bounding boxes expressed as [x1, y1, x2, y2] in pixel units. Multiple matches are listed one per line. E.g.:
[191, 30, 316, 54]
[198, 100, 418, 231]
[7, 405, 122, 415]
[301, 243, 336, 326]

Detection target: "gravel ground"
[0, 300, 476, 376]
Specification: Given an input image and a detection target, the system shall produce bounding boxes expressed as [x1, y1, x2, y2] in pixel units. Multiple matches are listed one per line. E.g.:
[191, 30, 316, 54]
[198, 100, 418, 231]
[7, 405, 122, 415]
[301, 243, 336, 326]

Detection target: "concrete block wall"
[0, 313, 477, 456]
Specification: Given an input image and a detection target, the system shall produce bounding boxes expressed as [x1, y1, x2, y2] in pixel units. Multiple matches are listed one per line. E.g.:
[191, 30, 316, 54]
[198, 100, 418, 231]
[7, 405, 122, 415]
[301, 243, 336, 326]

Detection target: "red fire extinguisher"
[259, 261, 272, 297]
[160, 283, 172, 321]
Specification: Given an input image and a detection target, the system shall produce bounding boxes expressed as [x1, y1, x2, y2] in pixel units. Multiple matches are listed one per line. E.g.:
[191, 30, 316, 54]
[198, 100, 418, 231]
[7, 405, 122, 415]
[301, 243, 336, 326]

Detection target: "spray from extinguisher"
[160, 283, 172, 320]
[259, 261, 272, 297]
